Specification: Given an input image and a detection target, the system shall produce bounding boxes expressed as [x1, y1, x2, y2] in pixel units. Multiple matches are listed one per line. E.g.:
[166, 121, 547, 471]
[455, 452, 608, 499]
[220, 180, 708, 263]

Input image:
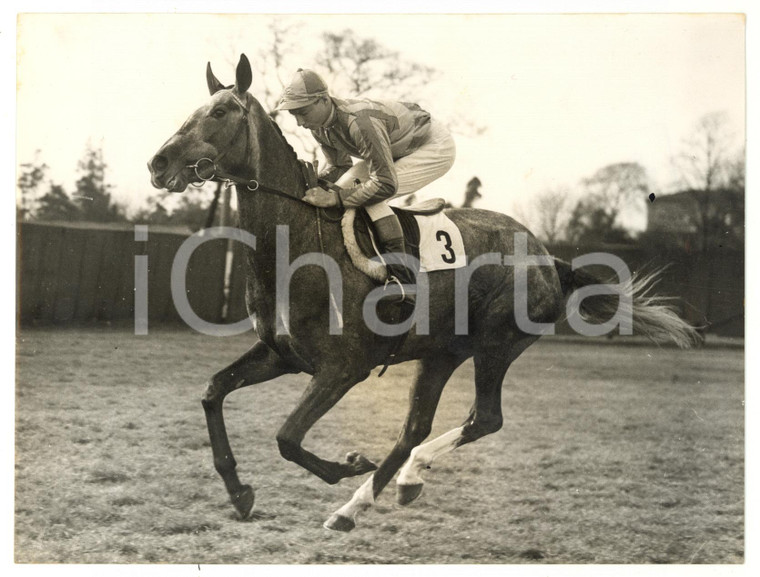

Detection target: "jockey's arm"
[337, 117, 398, 208]
[318, 144, 352, 184]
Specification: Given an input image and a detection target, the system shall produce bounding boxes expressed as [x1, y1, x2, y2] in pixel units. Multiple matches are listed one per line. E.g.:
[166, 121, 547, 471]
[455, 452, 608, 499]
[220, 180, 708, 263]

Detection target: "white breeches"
[335, 119, 456, 221]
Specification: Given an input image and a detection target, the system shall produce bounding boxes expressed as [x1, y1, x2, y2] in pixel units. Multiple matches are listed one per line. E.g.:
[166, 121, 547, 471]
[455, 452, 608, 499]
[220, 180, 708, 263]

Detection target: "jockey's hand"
[302, 186, 339, 208]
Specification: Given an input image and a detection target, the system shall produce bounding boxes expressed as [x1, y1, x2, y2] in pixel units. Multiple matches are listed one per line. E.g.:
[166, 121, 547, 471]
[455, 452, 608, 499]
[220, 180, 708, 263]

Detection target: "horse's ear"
[235, 54, 252, 94]
[206, 62, 225, 95]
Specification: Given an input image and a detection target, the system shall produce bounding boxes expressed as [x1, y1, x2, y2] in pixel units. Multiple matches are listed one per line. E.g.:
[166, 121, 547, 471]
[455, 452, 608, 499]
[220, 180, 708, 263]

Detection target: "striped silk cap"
[275, 68, 329, 111]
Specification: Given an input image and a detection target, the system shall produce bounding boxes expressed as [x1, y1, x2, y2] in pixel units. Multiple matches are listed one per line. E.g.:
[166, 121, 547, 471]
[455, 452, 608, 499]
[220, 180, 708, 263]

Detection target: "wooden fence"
[16, 222, 745, 337]
[17, 221, 228, 325]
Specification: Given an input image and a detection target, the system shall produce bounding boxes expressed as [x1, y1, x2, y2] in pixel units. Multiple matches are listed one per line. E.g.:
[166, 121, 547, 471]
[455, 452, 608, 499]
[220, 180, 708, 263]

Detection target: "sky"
[13, 8, 746, 232]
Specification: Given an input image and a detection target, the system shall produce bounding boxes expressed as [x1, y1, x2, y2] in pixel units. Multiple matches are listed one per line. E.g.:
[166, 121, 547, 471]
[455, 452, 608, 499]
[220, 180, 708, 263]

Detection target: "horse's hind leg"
[396, 336, 538, 505]
[324, 354, 466, 532]
[202, 340, 297, 519]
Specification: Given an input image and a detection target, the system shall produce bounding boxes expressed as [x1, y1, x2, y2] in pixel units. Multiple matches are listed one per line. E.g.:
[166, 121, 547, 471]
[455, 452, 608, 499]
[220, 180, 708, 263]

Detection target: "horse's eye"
[211, 108, 226, 119]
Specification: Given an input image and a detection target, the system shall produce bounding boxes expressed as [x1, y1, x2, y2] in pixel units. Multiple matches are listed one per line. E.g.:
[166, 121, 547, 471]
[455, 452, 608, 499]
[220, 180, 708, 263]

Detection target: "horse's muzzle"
[148, 154, 190, 192]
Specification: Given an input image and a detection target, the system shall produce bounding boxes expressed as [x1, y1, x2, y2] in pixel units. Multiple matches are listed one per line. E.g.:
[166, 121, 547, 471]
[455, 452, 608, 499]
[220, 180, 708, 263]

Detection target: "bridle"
[187, 156, 260, 192]
[185, 89, 344, 329]
[185, 90, 305, 203]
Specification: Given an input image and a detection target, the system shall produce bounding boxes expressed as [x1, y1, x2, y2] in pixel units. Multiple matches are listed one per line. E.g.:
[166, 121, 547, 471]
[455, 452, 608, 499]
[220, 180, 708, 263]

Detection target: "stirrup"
[384, 276, 407, 303]
[384, 275, 417, 305]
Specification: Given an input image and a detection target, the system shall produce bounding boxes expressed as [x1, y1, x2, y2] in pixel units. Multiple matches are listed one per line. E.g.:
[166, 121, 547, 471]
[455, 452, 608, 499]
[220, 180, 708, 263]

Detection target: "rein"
[187, 156, 310, 205]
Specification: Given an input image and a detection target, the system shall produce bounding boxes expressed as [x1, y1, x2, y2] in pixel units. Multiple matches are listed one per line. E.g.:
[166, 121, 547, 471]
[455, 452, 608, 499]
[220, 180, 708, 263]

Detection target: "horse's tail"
[553, 258, 703, 349]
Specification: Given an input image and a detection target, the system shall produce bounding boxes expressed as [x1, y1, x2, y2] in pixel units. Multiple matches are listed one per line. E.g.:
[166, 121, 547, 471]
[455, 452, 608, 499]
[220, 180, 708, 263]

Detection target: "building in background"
[645, 189, 744, 252]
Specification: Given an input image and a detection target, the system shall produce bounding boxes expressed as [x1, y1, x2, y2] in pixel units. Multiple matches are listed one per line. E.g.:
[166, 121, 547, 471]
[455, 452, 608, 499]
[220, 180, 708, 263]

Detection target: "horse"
[147, 54, 699, 532]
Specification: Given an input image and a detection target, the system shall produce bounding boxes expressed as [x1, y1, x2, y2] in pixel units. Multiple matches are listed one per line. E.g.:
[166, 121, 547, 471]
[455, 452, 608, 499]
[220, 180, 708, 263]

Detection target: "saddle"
[355, 199, 446, 259]
[339, 199, 447, 283]
[301, 163, 453, 376]
[300, 160, 447, 283]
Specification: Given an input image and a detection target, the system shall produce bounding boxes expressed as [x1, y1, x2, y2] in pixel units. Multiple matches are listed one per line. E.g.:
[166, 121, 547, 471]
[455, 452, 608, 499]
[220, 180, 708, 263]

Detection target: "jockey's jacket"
[311, 97, 432, 207]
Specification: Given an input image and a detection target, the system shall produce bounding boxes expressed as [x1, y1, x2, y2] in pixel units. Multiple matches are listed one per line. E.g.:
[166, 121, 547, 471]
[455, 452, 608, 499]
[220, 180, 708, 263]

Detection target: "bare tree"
[248, 25, 446, 160]
[317, 30, 439, 99]
[726, 147, 745, 191]
[581, 162, 649, 215]
[247, 19, 320, 160]
[671, 111, 743, 252]
[673, 111, 735, 192]
[216, 19, 320, 162]
[662, 112, 744, 330]
[556, 162, 650, 246]
[513, 184, 571, 244]
[562, 162, 648, 244]
[534, 185, 571, 243]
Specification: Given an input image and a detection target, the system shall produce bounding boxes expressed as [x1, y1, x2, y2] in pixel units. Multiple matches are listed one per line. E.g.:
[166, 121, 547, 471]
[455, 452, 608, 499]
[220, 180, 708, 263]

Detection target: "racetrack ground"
[15, 327, 743, 564]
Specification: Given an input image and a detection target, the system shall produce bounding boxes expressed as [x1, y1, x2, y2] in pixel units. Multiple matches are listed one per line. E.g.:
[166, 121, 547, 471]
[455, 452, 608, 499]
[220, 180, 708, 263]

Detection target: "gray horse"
[148, 54, 699, 531]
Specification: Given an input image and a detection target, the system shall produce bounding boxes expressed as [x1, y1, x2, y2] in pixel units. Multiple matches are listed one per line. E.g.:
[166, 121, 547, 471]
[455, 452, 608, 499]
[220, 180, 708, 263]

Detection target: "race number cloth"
[414, 212, 467, 272]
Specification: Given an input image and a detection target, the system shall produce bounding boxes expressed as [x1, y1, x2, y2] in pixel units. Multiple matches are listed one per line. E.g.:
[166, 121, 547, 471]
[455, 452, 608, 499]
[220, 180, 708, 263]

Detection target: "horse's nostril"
[150, 155, 168, 174]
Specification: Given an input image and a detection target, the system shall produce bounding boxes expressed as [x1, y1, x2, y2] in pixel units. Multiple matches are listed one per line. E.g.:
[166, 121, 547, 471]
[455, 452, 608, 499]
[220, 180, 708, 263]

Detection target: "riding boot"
[373, 214, 417, 306]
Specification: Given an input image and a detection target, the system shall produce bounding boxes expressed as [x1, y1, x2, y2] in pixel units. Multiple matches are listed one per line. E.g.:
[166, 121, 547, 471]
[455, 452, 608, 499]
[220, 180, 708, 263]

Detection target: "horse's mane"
[267, 113, 300, 165]
[244, 92, 300, 165]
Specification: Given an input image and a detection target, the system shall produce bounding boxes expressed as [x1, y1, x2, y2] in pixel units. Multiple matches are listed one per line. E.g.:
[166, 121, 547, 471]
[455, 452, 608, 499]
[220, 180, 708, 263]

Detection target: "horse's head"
[148, 54, 256, 193]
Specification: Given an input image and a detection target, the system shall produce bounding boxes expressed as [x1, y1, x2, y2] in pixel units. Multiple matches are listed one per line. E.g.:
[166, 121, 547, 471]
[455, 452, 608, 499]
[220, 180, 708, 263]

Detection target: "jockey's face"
[289, 97, 332, 130]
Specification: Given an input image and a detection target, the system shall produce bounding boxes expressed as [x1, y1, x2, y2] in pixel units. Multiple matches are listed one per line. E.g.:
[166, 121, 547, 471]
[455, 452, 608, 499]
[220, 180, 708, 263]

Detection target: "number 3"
[436, 230, 456, 264]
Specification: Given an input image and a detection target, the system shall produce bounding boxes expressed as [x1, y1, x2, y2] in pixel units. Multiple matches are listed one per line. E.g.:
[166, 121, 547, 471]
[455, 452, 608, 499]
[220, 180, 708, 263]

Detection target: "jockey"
[276, 68, 456, 304]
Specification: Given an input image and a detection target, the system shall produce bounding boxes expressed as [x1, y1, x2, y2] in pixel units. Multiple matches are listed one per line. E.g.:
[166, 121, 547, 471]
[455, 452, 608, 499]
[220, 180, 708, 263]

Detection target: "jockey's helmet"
[276, 69, 329, 111]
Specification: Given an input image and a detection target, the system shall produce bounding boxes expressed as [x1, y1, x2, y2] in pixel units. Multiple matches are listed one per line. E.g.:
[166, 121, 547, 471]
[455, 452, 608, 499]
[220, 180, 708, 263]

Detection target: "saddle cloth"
[341, 199, 467, 282]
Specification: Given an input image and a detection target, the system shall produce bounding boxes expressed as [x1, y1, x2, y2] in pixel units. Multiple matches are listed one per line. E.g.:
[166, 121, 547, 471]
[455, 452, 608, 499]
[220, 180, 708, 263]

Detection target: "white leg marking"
[398, 426, 465, 486]
[333, 474, 375, 521]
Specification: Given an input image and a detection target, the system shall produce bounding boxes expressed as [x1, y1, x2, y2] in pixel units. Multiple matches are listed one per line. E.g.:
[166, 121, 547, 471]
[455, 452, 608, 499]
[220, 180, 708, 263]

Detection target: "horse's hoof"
[396, 483, 424, 506]
[324, 513, 356, 532]
[231, 484, 255, 519]
[346, 451, 378, 475]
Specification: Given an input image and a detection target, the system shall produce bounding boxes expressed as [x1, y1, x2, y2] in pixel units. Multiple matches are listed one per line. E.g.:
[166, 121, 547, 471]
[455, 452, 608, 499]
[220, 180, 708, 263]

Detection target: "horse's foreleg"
[324, 355, 465, 532]
[202, 341, 296, 519]
[396, 337, 538, 506]
[275, 368, 374, 485]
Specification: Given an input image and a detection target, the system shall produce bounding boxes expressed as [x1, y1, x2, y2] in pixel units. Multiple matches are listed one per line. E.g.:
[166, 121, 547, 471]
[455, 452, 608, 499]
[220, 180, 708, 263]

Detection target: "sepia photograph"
[9, 1, 752, 570]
